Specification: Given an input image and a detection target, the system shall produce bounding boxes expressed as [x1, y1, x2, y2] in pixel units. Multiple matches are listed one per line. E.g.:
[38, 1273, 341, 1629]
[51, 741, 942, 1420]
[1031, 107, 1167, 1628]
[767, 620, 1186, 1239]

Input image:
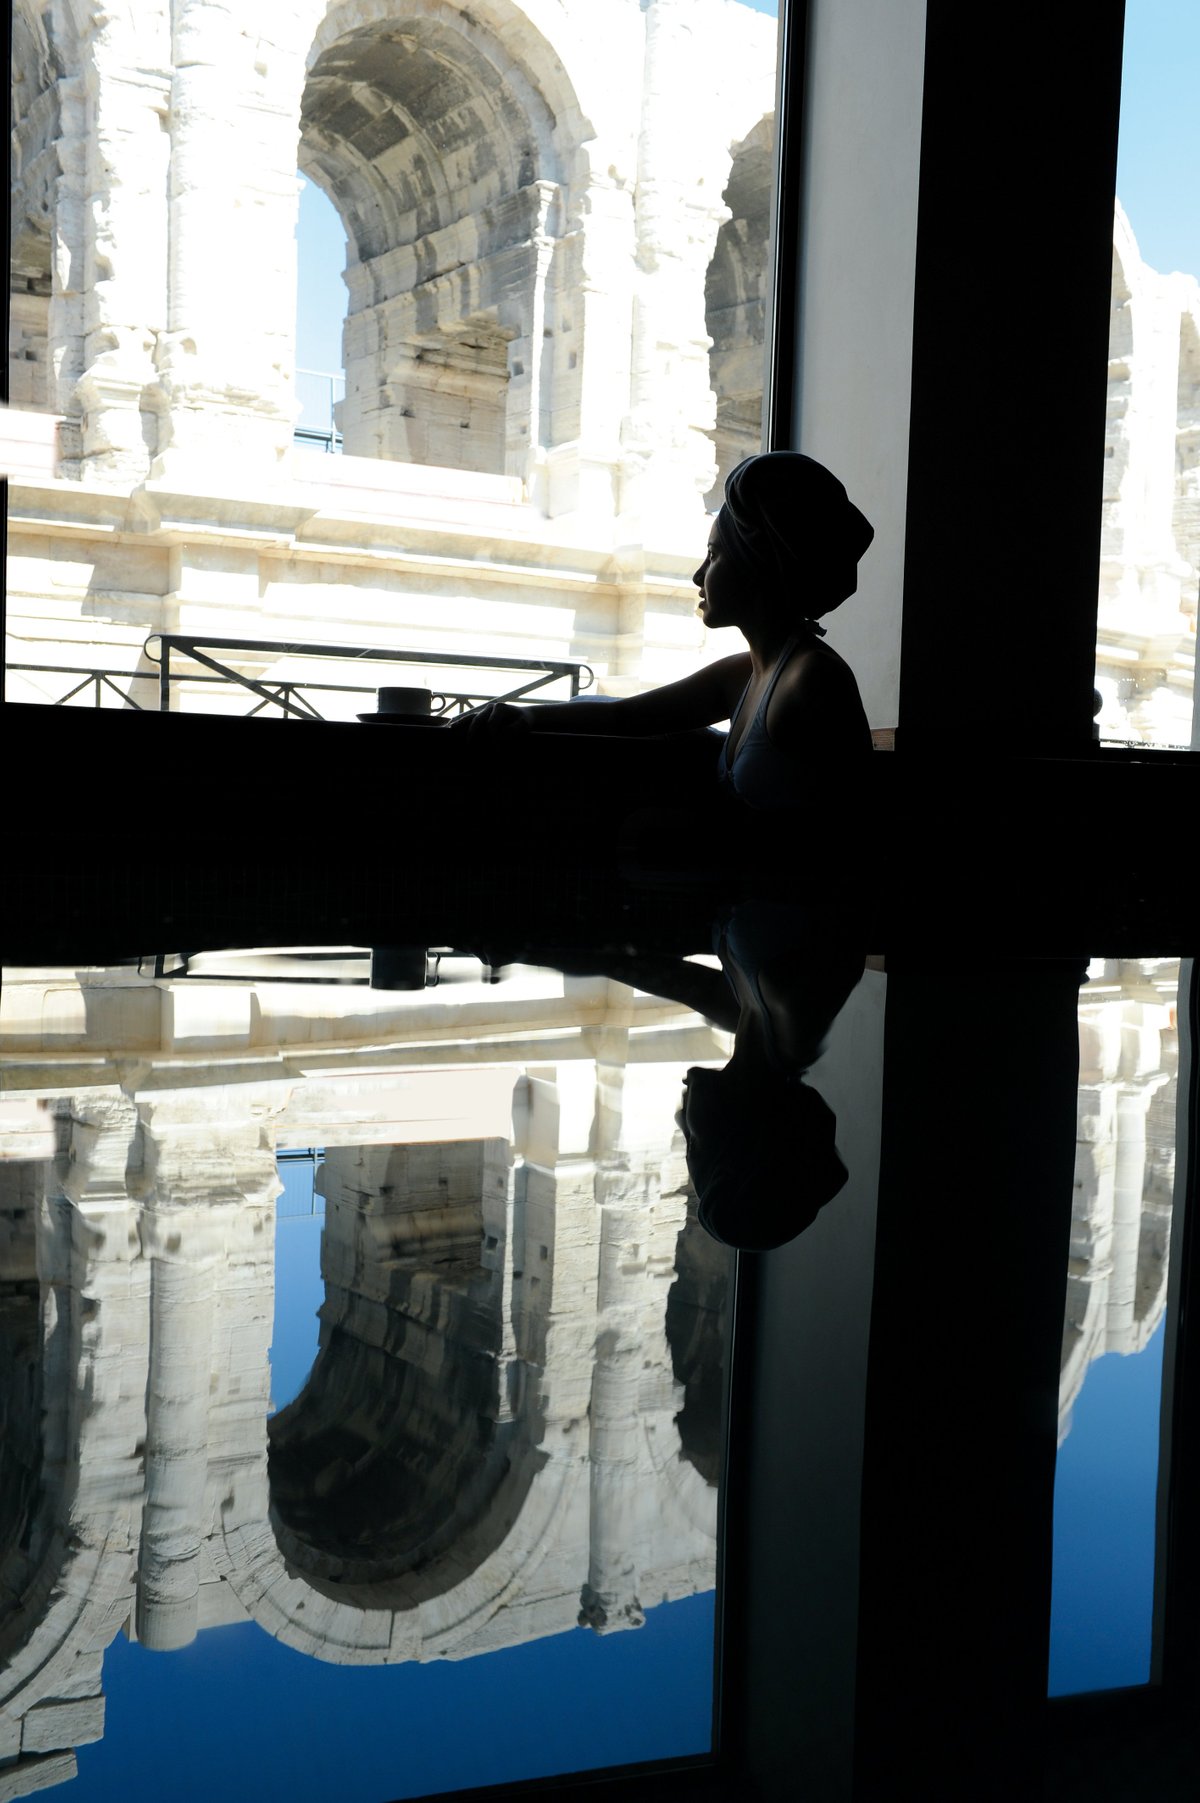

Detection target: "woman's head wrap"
[714, 452, 874, 629]
[681, 1064, 848, 1253]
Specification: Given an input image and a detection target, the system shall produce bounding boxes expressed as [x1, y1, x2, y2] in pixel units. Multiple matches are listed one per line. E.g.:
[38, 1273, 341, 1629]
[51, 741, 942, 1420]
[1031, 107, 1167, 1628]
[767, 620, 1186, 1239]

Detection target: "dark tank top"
[717, 634, 810, 809]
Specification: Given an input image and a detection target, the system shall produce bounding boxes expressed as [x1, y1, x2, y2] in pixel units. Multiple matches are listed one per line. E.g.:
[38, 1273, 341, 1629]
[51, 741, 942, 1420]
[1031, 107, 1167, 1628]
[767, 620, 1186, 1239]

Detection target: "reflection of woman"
[491, 900, 864, 1253]
[455, 452, 875, 805]
[678, 904, 865, 1252]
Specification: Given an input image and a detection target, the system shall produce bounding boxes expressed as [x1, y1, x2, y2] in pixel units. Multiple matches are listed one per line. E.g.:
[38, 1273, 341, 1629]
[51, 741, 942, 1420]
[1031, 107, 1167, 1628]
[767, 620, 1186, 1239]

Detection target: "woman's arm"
[459, 653, 751, 738]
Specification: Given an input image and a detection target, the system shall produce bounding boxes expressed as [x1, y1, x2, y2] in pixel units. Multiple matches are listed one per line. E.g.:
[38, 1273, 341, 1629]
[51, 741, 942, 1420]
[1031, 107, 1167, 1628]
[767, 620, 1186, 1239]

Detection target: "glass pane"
[7, 0, 778, 722]
[0, 946, 735, 1796]
[0, 879, 874, 1800]
[1049, 957, 1182, 1694]
[1095, 4, 1199, 749]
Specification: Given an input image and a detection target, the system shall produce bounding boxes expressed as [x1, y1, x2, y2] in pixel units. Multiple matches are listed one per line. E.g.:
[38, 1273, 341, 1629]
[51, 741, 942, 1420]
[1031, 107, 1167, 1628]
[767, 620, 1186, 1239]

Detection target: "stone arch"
[297, 0, 588, 476]
[704, 115, 774, 507]
[9, 1, 68, 411]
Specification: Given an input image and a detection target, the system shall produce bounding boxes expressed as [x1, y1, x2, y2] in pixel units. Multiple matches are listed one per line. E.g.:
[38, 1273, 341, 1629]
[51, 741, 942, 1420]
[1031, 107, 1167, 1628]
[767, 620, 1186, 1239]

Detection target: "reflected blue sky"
[271, 1155, 326, 1410]
[79, 1594, 715, 1802]
[1049, 1319, 1167, 1695]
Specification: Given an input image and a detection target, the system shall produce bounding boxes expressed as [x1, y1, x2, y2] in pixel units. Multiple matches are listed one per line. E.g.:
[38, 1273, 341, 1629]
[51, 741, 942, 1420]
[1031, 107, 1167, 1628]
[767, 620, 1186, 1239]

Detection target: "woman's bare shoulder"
[767, 640, 870, 751]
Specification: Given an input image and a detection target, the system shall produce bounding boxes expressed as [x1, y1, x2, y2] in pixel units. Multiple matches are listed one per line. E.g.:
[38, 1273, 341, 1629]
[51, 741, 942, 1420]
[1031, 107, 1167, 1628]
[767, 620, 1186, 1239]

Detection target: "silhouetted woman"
[455, 451, 875, 805]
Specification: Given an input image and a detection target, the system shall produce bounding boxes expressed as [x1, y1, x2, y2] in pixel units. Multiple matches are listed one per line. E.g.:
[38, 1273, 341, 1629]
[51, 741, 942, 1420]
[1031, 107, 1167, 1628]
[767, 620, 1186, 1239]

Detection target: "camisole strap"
[722, 634, 805, 774]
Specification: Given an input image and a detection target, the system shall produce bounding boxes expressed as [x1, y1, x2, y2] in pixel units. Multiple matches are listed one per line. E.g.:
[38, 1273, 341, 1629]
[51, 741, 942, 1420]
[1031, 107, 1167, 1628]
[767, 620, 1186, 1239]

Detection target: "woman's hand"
[448, 700, 533, 742]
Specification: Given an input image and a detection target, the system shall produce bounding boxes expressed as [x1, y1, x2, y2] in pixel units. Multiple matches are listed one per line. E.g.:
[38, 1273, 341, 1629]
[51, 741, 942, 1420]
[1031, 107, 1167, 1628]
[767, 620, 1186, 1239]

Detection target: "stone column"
[515, 1067, 599, 1433]
[619, 0, 731, 537]
[152, 0, 304, 482]
[561, 170, 635, 523]
[7, 1089, 151, 1768]
[581, 1045, 688, 1632]
[68, 6, 172, 483]
[1097, 212, 1199, 743]
[130, 1080, 287, 1649]
[135, 1234, 215, 1651]
[48, 1090, 148, 1491]
[1107, 1003, 1171, 1346]
[580, 1190, 647, 1634]
[510, 181, 560, 488]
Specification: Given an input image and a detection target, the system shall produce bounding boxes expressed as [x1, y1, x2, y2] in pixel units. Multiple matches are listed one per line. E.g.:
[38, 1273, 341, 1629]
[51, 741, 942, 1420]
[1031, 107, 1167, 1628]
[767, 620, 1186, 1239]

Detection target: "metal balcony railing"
[4, 664, 155, 709]
[6, 635, 594, 721]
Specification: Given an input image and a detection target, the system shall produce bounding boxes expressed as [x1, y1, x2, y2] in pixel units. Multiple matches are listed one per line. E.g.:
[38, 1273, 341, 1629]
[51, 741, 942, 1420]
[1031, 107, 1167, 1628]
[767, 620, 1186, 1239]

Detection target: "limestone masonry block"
[21, 1698, 104, 1754]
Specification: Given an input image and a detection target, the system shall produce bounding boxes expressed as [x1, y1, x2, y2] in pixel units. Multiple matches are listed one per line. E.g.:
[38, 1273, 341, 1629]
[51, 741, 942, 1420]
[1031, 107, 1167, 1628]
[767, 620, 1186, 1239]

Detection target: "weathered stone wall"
[9, 8, 1199, 745]
[5, 0, 778, 733]
[9, 1, 68, 415]
[705, 114, 774, 506]
[1059, 958, 1180, 1443]
[1096, 207, 1200, 745]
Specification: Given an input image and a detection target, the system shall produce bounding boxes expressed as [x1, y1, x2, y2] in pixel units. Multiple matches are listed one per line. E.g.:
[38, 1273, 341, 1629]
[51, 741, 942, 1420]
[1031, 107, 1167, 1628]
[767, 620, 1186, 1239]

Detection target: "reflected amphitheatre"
[0, 950, 1182, 1794]
[0, 958, 732, 1796]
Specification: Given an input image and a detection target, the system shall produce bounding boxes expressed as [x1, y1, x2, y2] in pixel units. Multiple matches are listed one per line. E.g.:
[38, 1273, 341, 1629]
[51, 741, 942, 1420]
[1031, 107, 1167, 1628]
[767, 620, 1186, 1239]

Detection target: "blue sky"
[1115, 0, 1200, 277]
[295, 178, 347, 378]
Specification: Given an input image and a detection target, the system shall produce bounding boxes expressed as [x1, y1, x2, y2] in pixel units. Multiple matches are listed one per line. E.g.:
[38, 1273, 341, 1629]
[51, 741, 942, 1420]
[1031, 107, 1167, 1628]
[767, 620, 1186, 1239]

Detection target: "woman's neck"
[742, 614, 806, 678]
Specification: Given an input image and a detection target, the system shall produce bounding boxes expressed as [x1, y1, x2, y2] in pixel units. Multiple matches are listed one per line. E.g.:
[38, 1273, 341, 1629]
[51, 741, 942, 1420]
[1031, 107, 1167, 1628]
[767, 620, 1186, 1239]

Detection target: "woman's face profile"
[693, 518, 740, 629]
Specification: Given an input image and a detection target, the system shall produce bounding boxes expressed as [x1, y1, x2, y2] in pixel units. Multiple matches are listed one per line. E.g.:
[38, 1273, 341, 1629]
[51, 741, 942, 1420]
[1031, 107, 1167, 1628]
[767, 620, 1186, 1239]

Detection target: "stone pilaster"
[581, 1046, 701, 1631]
[151, 0, 304, 483]
[619, 0, 731, 537]
[129, 1080, 287, 1648]
[70, 6, 172, 484]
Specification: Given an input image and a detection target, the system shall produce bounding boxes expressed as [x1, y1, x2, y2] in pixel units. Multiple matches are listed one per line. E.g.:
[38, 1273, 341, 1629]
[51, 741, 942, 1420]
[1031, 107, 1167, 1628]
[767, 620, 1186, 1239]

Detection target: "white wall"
[791, 0, 927, 733]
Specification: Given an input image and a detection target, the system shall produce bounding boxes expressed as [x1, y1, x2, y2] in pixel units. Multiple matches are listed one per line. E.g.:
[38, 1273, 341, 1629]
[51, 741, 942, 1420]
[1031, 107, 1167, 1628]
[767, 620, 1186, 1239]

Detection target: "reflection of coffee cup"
[357, 685, 440, 724]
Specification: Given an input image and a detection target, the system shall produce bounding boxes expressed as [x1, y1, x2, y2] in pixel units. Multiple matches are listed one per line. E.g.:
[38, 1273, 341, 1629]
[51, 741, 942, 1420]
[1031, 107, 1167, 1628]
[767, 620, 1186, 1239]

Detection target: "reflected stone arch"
[9, 0, 69, 411]
[209, 1133, 592, 1662]
[266, 1139, 550, 1607]
[1059, 977, 1177, 1443]
[299, 0, 587, 475]
[215, 1439, 586, 1666]
[0, 1126, 142, 1786]
[0, 1159, 55, 1665]
[704, 114, 773, 507]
